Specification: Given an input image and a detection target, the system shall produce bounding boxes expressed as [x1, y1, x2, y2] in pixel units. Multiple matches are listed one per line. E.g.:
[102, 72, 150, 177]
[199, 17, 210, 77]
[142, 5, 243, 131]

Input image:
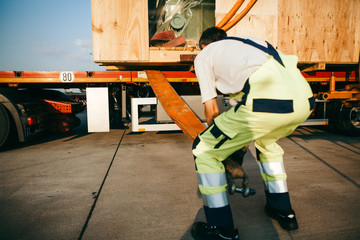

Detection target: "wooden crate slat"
[91, 0, 149, 62]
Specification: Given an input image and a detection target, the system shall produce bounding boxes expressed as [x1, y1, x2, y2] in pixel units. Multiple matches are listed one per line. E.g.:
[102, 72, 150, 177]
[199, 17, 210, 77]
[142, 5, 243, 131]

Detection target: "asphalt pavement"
[0, 112, 359, 240]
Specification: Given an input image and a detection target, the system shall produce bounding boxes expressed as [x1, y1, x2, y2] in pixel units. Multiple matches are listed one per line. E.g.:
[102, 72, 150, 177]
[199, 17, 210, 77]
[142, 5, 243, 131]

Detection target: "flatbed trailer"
[0, 69, 359, 149]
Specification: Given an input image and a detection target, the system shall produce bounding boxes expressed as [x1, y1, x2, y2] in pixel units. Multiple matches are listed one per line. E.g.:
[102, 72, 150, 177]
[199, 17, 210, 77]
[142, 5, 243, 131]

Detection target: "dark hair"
[199, 27, 227, 49]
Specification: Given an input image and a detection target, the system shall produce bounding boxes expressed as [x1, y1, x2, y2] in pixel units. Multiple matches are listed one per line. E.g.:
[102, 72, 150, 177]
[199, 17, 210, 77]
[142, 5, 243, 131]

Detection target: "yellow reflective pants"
[193, 54, 314, 215]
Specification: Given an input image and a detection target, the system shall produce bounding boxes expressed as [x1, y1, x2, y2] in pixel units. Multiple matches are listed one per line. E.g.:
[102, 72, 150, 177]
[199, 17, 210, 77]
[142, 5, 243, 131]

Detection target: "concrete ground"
[0, 112, 359, 240]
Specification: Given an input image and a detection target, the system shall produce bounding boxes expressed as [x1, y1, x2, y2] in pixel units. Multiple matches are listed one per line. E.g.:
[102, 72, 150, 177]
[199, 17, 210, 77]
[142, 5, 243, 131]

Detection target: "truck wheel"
[328, 102, 360, 136]
[339, 105, 360, 136]
[0, 104, 10, 149]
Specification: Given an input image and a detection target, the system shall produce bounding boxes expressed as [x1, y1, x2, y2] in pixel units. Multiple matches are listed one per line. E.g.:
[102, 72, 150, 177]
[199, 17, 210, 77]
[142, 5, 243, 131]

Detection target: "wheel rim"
[349, 107, 360, 129]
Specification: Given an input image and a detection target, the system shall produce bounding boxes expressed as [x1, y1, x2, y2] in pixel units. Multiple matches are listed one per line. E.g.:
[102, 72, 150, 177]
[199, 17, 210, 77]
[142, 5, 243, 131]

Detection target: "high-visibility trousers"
[192, 54, 314, 226]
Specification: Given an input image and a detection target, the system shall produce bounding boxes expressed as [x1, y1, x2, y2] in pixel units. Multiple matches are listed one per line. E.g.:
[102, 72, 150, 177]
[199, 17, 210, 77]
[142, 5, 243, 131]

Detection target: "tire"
[338, 105, 360, 136]
[0, 104, 10, 149]
[328, 102, 360, 136]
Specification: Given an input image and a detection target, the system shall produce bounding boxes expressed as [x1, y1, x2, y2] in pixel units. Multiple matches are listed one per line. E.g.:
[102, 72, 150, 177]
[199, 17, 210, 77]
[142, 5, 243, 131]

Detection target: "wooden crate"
[91, 0, 360, 67]
[217, 0, 360, 64]
[91, 0, 149, 62]
[91, 0, 203, 68]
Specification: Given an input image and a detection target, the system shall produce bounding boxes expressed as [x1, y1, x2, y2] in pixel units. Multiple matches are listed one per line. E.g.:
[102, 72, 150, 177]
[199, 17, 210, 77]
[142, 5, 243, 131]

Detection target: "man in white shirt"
[191, 27, 314, 240]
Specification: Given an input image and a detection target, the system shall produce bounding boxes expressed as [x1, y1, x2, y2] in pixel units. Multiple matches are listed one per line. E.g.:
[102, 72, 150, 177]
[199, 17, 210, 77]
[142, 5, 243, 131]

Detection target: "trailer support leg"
[121, 85, 127, 120]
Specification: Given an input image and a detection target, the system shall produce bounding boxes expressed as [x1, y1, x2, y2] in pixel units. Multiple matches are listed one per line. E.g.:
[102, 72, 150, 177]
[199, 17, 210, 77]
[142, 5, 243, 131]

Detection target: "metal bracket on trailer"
[131, 97, 180, 132]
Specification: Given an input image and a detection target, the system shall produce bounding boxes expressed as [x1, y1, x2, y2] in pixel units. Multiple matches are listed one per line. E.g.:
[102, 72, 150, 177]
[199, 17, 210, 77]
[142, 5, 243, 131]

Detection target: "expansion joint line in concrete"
[77, 124, 129, 240]
[287, 136, 360, 190]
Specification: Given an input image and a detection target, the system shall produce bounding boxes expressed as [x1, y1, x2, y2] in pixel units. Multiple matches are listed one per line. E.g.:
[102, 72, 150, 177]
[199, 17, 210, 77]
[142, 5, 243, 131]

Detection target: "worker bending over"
[191, 27, 314, 240]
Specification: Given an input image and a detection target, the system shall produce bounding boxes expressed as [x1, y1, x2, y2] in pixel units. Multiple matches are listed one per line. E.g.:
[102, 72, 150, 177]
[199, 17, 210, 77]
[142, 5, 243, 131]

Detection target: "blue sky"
[0, 0, 105, 71]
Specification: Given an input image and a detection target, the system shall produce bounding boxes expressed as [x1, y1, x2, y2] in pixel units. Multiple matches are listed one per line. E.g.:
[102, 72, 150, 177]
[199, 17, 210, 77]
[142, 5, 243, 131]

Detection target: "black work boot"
[265, 204, 299, 230]
[191, 222, 239, 240]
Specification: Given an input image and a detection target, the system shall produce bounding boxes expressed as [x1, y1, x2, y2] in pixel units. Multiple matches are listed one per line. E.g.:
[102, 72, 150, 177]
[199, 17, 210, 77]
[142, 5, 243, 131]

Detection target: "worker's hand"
[223, 158, 244, 179]
[223, 145, 249, 179]
[204, 98, 220, 126]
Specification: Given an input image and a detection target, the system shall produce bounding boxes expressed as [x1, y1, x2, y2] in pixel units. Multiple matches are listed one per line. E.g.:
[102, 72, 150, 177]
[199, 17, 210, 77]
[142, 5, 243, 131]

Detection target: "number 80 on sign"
[59, 72, 75, 82]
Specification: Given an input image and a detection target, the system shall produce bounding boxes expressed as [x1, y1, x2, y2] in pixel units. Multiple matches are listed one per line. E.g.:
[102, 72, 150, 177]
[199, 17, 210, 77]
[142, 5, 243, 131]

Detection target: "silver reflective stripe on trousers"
[265, 180, 288, 193]
[258, 162, 286, 175]
[202, 191, 229, 208]
[197, 172, 227, 187]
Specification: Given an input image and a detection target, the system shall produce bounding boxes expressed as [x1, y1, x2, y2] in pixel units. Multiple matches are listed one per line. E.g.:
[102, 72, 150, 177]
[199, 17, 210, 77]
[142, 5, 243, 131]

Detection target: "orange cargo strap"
[145, 70, 206, 140]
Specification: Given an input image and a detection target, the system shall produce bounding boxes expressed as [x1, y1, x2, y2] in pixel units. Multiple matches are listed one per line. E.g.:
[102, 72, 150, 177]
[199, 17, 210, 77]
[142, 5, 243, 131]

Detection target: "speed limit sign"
[59, 72, 75, 82]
